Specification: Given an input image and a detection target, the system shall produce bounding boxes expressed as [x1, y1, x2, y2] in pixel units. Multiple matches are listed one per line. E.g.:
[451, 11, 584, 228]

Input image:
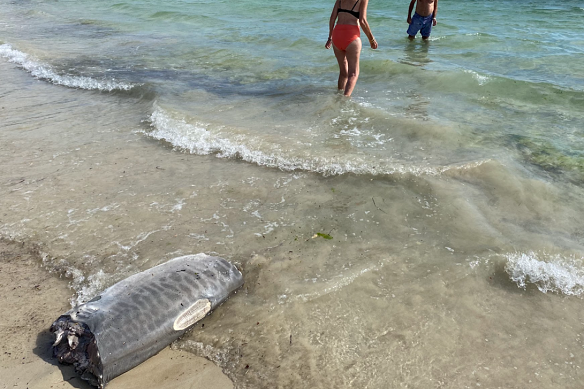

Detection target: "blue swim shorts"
[407, 12, 433, 38]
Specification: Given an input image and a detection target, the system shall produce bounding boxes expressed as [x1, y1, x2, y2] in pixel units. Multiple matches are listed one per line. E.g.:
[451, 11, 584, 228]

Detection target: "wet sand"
[0, 239, 234, 389]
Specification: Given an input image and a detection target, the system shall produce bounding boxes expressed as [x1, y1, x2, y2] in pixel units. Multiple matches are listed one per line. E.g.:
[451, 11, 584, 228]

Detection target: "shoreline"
[0, 238, 234, 389]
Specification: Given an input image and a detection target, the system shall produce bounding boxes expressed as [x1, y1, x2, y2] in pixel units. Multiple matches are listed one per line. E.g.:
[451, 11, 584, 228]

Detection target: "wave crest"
[505, 252, 584, 296]
[0, 44, 134, 91]
[142, 106, 458, 177]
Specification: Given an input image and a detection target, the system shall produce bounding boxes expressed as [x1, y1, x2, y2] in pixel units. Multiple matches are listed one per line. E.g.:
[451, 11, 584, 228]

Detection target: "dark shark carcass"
[50, 254, 243, 388]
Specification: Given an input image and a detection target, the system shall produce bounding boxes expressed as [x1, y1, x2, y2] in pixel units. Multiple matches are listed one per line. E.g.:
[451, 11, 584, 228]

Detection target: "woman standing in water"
[325, 0, 377, 97]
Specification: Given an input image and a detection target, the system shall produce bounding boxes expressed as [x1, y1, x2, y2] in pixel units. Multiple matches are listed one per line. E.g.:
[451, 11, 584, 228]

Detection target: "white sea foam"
[505, 252, 584, 296]
[143, 106, 449, 177]
[426, 35, 446, 41]
[0, 44, 133, 91]
[71, 268, 109, 305]
[46, 251, 109, 306]
[464, 69, 491, 86]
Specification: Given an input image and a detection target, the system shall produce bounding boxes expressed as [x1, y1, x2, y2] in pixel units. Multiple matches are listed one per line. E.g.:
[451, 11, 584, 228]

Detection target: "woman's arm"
[325, 0, 340, 49]
[359, 0, 378, 49]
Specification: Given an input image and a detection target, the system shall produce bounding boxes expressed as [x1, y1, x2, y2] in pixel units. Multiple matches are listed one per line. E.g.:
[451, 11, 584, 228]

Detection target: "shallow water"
[2, 0, 584, 387]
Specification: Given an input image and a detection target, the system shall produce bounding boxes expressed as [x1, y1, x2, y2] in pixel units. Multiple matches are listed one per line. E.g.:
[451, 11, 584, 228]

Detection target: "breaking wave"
[142, 106, 482, 177]
[505, 252, 584, 296]
[0, 44, 134, 91]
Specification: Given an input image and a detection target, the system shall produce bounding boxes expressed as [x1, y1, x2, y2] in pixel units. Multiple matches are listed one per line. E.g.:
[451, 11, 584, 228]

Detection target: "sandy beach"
[0, 239, 234, 389]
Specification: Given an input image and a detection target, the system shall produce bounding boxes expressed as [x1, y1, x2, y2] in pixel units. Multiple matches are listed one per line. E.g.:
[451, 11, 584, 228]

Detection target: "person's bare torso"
[415, 0, 435, 17]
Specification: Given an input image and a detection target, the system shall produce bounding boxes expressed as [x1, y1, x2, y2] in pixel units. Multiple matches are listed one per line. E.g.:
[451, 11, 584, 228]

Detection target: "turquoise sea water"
[2, 1, 584, 388]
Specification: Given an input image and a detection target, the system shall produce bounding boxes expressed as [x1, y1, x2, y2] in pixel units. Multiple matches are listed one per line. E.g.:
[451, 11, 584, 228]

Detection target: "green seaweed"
[511, 135, 584, 176]
[316, 232, 333, 240]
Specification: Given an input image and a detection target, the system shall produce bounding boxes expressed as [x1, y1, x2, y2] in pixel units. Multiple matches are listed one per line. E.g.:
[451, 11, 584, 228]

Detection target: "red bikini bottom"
[332, 24, 361, 51]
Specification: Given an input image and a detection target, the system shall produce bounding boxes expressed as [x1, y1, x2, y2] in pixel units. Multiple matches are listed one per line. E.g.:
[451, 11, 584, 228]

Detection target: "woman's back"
[336, 0, 361, 25]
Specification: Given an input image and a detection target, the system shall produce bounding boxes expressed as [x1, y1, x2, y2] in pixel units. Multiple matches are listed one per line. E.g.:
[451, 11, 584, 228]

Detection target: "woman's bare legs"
[333, 38, 362, 97]
[343, 38, 362, 96]
[333, 45, 348, 91]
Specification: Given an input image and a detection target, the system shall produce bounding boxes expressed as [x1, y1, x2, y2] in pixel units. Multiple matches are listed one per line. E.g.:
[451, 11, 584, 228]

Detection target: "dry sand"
[0, 239, 234, 389]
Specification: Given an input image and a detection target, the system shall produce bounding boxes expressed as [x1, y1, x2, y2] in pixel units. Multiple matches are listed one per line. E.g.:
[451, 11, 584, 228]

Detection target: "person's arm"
[359, 0, 378, 49]
[325, 0, 340, 49]
[432, 0, 438, 26]
[407, 0, 416, 24]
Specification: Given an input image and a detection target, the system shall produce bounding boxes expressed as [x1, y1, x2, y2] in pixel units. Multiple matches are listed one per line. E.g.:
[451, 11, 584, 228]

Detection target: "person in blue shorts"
[407, 0, 438, 40]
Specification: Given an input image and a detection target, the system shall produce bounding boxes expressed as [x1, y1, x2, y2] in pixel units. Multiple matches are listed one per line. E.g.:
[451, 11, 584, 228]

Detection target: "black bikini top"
[337, 0, 360, 19]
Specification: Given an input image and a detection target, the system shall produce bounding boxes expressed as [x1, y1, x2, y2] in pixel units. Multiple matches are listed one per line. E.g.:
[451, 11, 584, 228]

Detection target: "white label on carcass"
[173, 299, 211, 331]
